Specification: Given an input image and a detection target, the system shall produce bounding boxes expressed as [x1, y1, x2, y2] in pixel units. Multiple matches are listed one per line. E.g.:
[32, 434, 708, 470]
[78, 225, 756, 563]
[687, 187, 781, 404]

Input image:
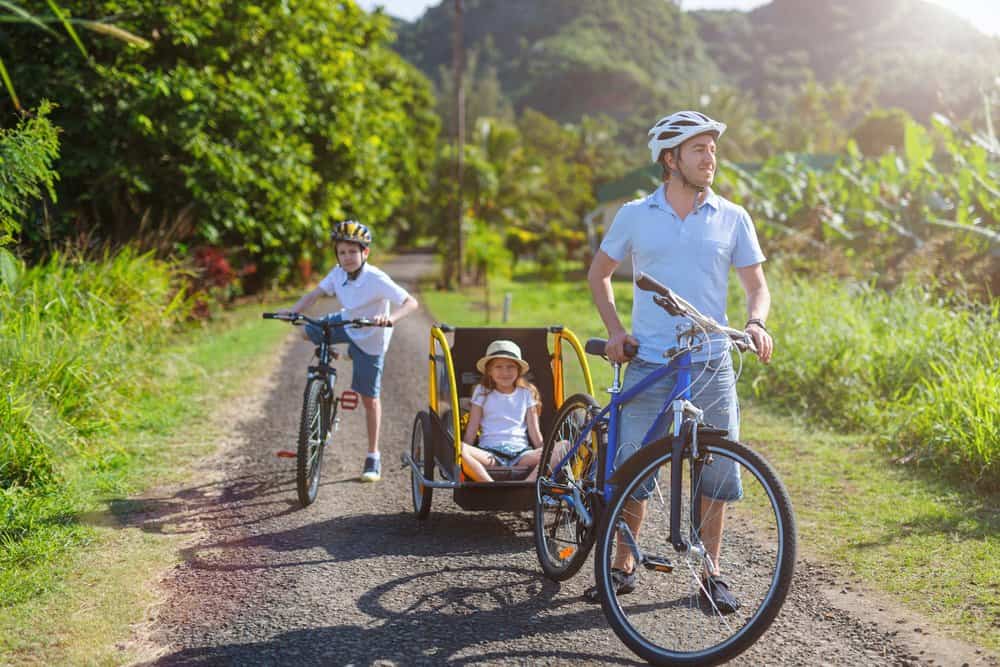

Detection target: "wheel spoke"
[595, 437, 796, 664]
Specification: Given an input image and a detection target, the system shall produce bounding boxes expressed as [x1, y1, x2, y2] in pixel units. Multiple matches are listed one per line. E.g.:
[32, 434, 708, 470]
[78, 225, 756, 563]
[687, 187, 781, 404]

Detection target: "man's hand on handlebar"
[605, 330, 638, 364]
[745, 323, 772, 364]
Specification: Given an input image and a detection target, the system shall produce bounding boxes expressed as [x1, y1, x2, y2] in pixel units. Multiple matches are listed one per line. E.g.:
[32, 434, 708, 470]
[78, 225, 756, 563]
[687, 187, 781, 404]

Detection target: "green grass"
[0, 301, 291, 665]
[748, 409, 999, 651]
[0, 248, 294, 664]
[739, 275, 1000, 488]
[420, 261, 1000, 651]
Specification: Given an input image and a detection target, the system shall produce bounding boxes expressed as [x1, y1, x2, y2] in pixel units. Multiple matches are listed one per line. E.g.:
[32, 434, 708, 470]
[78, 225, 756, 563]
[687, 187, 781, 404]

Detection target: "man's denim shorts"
[615, 354, 742, 502]
[305, 314, 384, 398]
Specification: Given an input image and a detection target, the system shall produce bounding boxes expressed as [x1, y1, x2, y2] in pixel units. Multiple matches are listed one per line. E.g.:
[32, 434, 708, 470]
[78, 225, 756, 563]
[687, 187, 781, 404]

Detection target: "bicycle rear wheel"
[594, 433, 796, 666]
[296, 378, 328, 507]
[534, 393, 601, 581]
[410, 411, 434, 519]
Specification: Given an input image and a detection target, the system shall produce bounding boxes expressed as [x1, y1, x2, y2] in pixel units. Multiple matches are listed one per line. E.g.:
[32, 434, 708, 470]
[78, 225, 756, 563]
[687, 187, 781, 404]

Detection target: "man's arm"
[588, 250, 637, 363]
[735, 263, 773, 364]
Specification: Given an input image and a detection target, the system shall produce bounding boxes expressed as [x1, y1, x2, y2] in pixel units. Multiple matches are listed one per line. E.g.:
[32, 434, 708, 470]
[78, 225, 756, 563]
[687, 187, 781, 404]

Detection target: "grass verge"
[0, 302, 291, 666]
[419, 263, 1000, 652]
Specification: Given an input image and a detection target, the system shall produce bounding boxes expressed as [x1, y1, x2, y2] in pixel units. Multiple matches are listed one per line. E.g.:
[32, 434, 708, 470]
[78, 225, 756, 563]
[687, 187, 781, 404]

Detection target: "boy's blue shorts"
[304, 314, 384, 398]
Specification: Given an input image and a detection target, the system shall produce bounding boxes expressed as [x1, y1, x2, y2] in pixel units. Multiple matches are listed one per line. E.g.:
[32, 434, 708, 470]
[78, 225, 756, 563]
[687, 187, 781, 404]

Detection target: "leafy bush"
[4, 1, 438, 284]
[0, 102, 59, 250]
[721, 115, 1000, 299]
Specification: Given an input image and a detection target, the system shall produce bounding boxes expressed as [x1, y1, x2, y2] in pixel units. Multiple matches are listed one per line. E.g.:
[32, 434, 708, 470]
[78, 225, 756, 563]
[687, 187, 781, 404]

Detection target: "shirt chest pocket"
[697, 239, 731, 273]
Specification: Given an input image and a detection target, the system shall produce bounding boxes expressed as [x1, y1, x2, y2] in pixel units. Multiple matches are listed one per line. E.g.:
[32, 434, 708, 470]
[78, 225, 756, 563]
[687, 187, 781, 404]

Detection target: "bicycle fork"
[615, 399, 708, 573]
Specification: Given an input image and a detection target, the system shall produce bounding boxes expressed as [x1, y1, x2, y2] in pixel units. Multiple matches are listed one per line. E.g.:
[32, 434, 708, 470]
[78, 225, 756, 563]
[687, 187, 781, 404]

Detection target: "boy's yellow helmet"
[330, 220, 372, 248]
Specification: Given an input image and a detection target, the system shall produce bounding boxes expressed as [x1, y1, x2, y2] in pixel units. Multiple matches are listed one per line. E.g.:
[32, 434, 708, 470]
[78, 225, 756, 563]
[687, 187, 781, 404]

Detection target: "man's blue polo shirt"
[600, 184, 766, 363]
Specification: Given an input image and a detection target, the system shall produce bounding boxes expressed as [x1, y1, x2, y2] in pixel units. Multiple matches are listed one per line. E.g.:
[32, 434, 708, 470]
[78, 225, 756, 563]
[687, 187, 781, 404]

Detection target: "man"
[586, 111, 773, 612]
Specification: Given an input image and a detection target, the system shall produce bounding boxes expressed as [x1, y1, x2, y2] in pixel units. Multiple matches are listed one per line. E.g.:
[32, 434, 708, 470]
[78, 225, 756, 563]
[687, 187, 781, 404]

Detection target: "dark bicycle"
[262, 312, 386, 506]
[534, 273, 796, 666]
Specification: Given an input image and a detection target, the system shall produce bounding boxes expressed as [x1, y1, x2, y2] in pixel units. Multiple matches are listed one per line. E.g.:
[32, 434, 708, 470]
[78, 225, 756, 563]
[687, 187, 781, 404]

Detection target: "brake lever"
[734, 333, 758, 355]
[653, 294, 688, 317]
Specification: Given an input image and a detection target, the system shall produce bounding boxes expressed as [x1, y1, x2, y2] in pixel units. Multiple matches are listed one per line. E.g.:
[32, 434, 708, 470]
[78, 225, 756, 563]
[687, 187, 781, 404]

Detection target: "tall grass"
[0, 248, 188, 600]
[740, 274, 999, 487]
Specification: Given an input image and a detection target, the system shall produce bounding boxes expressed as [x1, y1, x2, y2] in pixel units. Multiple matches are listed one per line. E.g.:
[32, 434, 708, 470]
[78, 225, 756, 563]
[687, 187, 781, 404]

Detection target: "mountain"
[394, 0, 719, 121]
[393, 0, 999, 124]
[692, 0, 1000, 121]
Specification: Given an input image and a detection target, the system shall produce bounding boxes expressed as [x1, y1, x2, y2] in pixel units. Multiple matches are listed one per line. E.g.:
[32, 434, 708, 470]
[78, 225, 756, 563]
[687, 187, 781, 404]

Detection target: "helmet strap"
[345, 260, 366, 281]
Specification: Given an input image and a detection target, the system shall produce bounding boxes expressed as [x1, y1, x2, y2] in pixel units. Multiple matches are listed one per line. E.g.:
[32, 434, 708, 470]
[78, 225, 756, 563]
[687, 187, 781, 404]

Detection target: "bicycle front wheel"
[534, 393, 601, 581]
[296, 378, 328, 507]
[594, 433, 796, 666]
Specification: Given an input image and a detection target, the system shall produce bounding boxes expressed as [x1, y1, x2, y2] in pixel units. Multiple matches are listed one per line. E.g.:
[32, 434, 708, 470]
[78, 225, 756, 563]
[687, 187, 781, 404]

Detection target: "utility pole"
[453, 0, 465, 286]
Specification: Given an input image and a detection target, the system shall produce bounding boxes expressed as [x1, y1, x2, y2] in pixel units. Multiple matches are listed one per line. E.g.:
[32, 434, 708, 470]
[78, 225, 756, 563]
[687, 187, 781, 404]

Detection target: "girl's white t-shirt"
[470, 385, 539, 451]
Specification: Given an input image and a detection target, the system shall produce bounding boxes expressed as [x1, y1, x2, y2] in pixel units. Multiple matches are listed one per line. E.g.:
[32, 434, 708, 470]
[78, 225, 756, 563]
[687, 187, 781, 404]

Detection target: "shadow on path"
[148, 566, 641, 666]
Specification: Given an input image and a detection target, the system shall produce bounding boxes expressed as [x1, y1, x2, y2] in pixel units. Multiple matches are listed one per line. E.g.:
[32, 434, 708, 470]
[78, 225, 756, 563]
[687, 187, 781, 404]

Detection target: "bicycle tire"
[534, 393, 602, 581]
[594, 433, 796, 666]
[410, 411, 434, 519]
[296, 378, 327, 507]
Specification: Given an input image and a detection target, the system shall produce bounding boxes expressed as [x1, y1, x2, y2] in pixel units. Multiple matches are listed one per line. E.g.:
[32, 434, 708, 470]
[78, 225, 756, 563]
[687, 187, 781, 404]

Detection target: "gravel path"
[136, 251, 997, 666]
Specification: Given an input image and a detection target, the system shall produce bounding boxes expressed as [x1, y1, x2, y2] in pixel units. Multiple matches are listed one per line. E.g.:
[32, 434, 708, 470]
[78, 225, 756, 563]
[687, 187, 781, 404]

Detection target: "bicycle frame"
[549, 346, 710, 552]
[309, 322, 341, 415]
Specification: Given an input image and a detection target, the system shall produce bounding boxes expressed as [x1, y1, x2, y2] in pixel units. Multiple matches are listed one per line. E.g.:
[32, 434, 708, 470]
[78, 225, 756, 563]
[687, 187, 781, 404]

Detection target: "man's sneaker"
[361, 456, 381, 483]
[700, 575, 741, 614]
[583, 568, 636, 604]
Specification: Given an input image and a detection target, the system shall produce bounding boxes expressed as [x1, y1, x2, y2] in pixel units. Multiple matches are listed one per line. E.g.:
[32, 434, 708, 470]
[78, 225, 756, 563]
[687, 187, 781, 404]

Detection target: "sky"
[356, 0, 1000, 37]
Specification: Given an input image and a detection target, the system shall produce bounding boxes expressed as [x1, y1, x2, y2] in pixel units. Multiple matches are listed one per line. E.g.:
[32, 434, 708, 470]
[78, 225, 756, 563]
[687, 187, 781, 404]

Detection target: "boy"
[282, 220, 418, 482]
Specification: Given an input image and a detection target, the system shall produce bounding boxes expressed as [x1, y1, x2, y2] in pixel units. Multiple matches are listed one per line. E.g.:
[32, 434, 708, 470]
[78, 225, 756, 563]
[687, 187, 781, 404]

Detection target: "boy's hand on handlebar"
[370, 315, 393, 327]
[605, 331, 638, 364]
[745, 323, 772, 364]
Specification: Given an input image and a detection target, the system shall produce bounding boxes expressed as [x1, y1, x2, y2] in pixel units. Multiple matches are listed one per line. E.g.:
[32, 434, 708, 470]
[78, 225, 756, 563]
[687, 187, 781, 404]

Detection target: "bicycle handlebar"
[634, 273, 757, 355]
[262, 312, 391, 328]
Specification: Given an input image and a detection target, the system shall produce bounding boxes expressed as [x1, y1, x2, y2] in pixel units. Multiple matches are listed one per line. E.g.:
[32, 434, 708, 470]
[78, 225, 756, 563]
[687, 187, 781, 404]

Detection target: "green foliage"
[0, 249, 187, 490]
[4, 1, 438, 284]
[720, 116, 1000, 298]
[0, 102, 59, 249]
[851, 107, 912, 157]
[737, 274, 999, 488]
[426, 109, 598, 285]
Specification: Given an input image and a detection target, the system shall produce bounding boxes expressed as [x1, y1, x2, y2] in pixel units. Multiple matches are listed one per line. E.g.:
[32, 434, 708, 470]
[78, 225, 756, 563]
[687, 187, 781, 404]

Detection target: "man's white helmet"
[647, 111, 727, 163]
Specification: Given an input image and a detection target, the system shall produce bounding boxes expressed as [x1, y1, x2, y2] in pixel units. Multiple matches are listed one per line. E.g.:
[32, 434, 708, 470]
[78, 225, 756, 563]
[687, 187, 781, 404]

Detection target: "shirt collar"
[341, 263, 367, 286]
[647, 184, 720, 215]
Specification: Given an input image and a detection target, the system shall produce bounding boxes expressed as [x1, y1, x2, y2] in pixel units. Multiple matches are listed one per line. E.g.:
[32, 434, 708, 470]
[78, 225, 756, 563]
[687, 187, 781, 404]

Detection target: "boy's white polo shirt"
[600, 184, 766, 363]
[317, 263, 410, 355]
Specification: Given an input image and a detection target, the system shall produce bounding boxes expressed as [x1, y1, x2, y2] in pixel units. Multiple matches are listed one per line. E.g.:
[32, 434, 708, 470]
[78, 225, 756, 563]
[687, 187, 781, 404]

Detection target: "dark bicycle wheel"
[410, 411, 434, 519]
[296, 378, 327, 507]
[534, 393, 601, 581]
[594, 433, 796, 666]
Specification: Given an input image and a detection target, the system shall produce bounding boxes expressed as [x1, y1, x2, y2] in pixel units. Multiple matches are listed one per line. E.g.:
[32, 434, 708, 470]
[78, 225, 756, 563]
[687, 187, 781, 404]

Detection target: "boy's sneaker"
[361, 456, 381, 483]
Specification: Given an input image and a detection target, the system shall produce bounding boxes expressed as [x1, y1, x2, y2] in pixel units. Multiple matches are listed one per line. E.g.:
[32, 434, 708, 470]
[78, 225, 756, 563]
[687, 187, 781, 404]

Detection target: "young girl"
[461, 340, 544, 483]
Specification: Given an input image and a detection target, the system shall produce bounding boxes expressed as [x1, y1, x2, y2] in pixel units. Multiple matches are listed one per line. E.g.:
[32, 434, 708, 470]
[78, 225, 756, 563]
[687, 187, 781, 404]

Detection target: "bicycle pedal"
[642, 556, 674, 573]
[275, 450, 297, 458]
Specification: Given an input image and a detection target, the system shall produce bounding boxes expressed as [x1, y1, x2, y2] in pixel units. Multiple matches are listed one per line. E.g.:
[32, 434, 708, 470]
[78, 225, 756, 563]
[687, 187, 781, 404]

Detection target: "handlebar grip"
[635, 272, 670, 297]
[262, 312, 278, 319]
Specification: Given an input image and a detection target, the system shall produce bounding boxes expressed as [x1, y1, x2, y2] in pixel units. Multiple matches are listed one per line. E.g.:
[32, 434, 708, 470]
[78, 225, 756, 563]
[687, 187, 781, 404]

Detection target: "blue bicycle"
[533, 273, 796, 666]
